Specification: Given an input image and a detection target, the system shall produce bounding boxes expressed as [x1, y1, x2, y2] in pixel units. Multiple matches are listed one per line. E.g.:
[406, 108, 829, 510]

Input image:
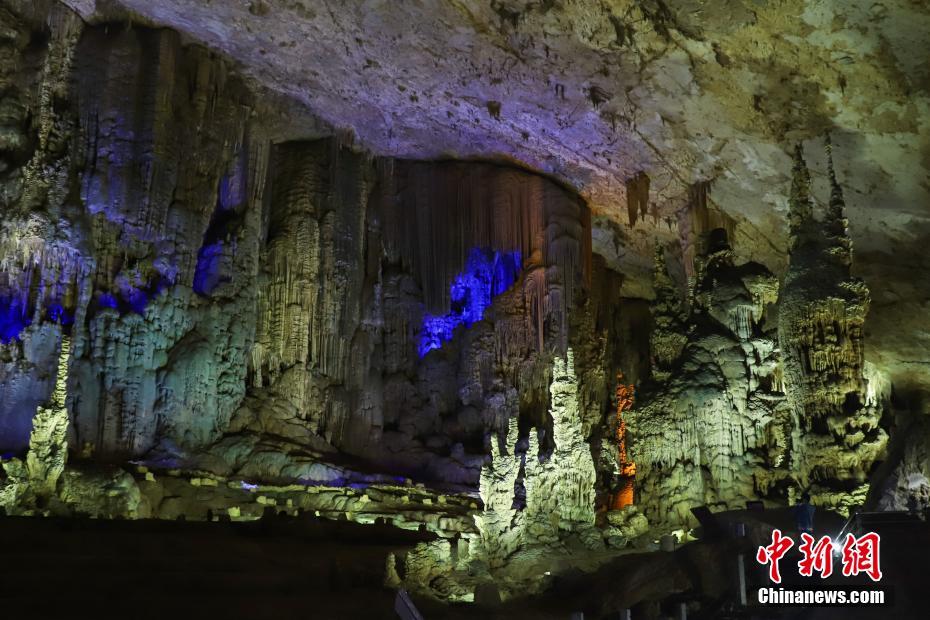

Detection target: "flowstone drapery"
[630, 234, 789, 527]
[0, 5, 605, 494]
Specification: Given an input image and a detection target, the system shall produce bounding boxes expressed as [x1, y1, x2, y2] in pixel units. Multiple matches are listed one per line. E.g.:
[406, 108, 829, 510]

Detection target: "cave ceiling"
[63, 0, 930, 401]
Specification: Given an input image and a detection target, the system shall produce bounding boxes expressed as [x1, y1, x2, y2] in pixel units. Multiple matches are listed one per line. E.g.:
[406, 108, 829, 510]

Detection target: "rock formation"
[2, 334, 72, 509]
[474, 416, 522, 567]
[475, 350, 600, 560]
[778, 142, 887, 511]
[403, 350, 609, 600]
[0, 1, 924, 612]
[25, 335, 70, 493]
[631, 231, 788, 526]
[648, 245, 688, 382]
[523, 350, 597, 540]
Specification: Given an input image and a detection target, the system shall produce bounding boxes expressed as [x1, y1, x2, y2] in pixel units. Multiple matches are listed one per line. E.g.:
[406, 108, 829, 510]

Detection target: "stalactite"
[625, 171, 650, 227]
[676, 180, 736, 278]
[18, 4, 83, 215]
[377, 161, 590, 351]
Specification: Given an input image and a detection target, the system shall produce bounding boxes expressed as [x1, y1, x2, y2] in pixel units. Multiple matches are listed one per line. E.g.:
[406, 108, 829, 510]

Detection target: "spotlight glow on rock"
[418, 248, 521, 357]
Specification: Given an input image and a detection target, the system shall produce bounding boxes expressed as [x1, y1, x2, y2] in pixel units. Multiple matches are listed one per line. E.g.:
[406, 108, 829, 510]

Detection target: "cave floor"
[0, 514, 426, 619]
[1, 508, 925, 619]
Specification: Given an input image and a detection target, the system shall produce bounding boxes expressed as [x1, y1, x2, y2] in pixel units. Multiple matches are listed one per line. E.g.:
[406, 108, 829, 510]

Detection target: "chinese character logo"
[756, 529, 882, 583]
[841, 532, 882, 582]
[756, 529, 794, 583]
[798, 533, 833, 578]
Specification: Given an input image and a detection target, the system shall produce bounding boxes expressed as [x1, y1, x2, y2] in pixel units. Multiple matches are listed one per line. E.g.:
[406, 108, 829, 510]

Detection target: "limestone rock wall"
[0, 4, 616, 494]
[0, 2, 900, 539]
[247, 140, 376, 449]
[234, 148, 605, 485]
[0, 5, 266, 463]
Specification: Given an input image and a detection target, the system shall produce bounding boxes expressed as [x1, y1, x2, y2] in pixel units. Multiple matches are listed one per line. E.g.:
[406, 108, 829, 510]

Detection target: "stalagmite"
[26, 336, 71, 494]
[630, 230, 787, 527]
[778, 141, 885, 510]
[474, 350, 597, 554]
[473, 416, 522, 566]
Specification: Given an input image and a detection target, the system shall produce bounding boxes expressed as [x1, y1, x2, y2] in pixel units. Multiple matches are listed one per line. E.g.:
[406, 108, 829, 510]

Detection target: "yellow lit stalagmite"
[26, 335, 71, 494]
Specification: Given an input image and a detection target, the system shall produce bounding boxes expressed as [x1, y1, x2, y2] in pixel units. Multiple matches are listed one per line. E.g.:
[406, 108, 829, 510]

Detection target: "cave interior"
[1, 1, 928, 618]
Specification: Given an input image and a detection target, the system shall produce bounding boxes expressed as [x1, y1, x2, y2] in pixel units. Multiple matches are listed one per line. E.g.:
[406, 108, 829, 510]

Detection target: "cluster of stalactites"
[377, 162, 591, 351]
[625, 171, 651, 227]
[252, 141, 373, 394]
[676, 181, 736, 280]
[0, 234, 90, 344]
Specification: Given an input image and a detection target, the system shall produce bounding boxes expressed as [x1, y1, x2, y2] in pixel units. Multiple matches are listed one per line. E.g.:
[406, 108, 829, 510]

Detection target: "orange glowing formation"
[612, 372, 636, 509]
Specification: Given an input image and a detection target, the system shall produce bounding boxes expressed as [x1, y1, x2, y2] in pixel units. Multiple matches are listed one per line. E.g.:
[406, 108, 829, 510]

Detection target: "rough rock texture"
[406, 351, 620, 602]
[473, 351, 602, 567]
[778, 143, 887, 510]
[631, 149, 889, 526]
[0, 6, 266, 461]
[523, 350, 597, 538]
[25, 335, 70, 493]
[474, 416, 521, 567]
[1, 2, 633, 514]
[631, 231, 789, 526]
[648, 245, 688, 382]
[876, 417, 930, 513]
[60, 0, 930, 405]
[1, 0, 926, 610]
